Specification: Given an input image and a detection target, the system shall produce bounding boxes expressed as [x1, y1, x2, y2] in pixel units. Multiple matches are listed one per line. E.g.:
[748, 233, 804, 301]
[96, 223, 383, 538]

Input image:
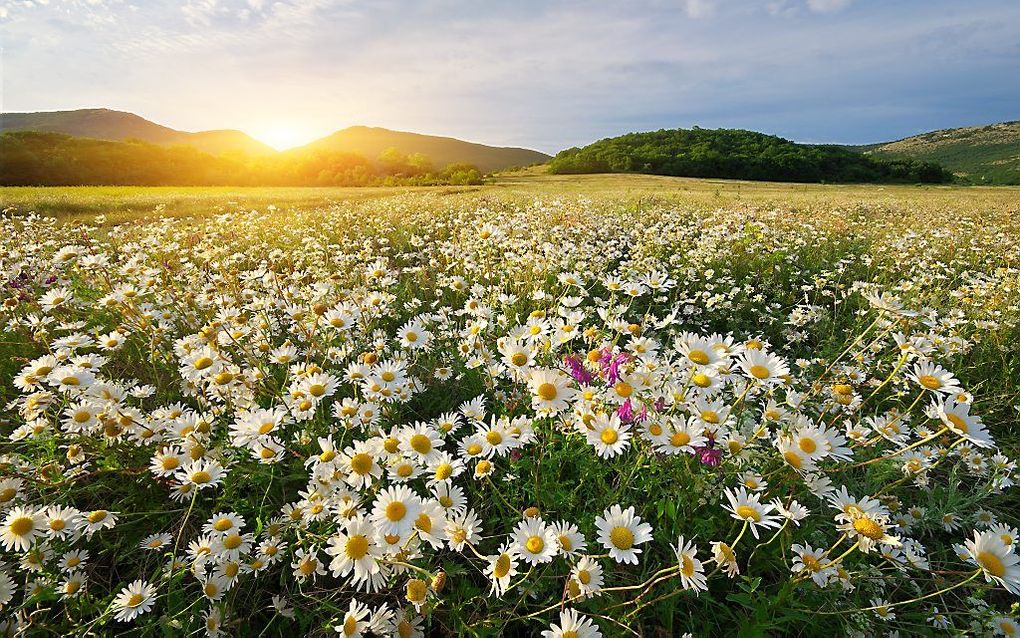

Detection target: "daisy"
[140, 533, 173, 551]
[839, 511, 901, 553]
[569, 556, 604, 600]
[341, 442, 383, 489]
[790, 543, 834, 586]
[1, 506, 46, 551]
[59, 571, 86, 599]
[724, 487, 782, 538]
[528, 368, 578, 415]
[674, 536, 708, 592]
[444, 509, 483, 551]
[909, 361, 962, 395]
[112, 579, 156, 622]
[177, 459, 226, 490]
[586, 412, 632, 458]
[933, 399, 994, 448]
[738, 350, 789, 385]
[44, 505, 82, 540]
[291, 547, 325, 582]
[486, 542, 520, 596]
[336, 598, 371, 638]
[965, 530, 1020, 594]
[513, 517, 559, 565]
[400, 423, 443, 463]
[711, 541, 739, 577]
[541, 608, 602, 638]
[595, 504, 653, 565]
[371, 486, 422, 537]
[551, 521, 587, 556]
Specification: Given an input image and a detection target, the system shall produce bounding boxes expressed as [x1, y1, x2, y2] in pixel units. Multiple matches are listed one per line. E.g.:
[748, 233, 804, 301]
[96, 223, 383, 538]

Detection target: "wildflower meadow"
[1, 182, 1019, 636]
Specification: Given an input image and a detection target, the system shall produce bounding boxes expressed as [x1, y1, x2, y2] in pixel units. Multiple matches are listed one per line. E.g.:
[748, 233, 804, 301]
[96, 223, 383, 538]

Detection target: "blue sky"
[2, 0, 1018, 152]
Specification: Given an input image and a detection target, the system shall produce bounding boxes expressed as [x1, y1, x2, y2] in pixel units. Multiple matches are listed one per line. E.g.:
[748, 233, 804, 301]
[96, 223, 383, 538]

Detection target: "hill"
[1, 109, 278, 156]
[300, 126, 549, 173]
[851, 121, 1020, 184]
[549, 127, 951, 184]
[0, 131, 484, 187]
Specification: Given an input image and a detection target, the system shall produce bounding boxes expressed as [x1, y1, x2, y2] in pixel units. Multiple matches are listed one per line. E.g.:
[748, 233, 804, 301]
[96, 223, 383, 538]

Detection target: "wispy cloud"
[3, 0, 1018, 152]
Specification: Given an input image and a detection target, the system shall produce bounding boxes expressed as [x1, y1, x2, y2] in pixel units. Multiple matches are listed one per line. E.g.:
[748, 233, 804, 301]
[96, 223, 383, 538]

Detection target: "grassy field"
[4, 170, 1020, 222]
[1, 175, 1019, 637]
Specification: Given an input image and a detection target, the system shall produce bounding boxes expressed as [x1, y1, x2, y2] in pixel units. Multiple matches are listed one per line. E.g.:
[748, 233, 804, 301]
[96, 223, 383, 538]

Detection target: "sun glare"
[250, 125, 315, 151]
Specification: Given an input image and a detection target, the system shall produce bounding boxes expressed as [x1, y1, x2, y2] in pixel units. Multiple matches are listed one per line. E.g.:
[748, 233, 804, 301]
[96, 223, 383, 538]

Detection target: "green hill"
[301, 126, 549, 173]
[1, 109, 549, 174]
[852, 121, 1020, 184]
[0, 108, 276, 156]
[0, 131, 484, 187]
[550, 127, 951, 184]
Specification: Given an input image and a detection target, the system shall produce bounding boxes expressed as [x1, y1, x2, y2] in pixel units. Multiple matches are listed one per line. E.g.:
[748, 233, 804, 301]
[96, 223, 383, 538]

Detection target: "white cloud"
[806, 0, 853, 13]
[683, 0, 716, 18]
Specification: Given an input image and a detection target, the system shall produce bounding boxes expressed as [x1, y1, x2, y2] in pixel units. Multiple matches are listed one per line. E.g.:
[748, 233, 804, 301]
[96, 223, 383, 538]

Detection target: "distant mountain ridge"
[848, 121, 1020, 184]
[299, 126, 549, 173]
[0, 108, 276, 157]
[0, 109, 550, 172]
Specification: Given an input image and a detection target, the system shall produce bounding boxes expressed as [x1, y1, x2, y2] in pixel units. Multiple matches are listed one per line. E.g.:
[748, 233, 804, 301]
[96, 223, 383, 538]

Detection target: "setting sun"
[249, 124, 317, 151]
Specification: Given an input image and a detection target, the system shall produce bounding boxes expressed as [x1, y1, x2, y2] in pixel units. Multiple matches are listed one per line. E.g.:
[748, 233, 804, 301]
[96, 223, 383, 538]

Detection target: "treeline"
[0, 132, 484, 186]
[549, 127, 953, 184]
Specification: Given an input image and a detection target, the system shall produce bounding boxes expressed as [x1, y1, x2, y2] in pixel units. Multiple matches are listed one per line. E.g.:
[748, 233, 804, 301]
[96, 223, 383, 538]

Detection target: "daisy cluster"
[0, 195, 1018, 636]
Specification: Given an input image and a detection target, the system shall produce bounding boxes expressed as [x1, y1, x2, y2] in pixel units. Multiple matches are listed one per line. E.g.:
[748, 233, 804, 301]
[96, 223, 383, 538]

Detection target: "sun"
[249, 124, 316, 151]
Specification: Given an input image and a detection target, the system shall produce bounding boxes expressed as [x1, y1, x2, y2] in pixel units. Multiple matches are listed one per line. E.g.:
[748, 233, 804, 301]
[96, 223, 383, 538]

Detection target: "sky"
[2, 0, 1019, 153]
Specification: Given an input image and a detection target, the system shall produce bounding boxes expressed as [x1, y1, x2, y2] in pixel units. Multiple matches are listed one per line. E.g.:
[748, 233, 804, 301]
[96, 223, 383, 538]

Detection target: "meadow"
[1, 173, 1019, 637]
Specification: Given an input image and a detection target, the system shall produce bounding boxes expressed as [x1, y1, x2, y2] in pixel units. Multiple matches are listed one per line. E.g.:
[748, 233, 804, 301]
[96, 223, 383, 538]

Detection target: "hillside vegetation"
[302, 125, 549, 173]
[856, 121, 1020, 184]
[0, 132, 484, 187]
[1, 109, 549, 173]
[0, 108, 275, 156]
[550, 127, 952, 183]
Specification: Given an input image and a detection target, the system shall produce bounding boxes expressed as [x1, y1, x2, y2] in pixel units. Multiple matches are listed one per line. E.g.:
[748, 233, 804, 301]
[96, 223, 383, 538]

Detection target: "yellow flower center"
[918, 375, 942, 390]
[410, 434, 432, 455]
[346, 535, 369, 560]
[537, 383, 558, 401]
[681, 554, 695, 576]
[610, 526, 634, 550]
[977, 551, 1006, 577]
[494, 553, 512, 578]
[406, 578, 427, 602]
[798, 438, 817, 454]
[191, 471, 212, 484]
[749, 365, 771, 379]
[194, 357, 214, 370]
[525, 535, 545, 554]
[385, 501, 407, 522]
[9, 516, 34, 536]
[735, 505, 761, 522]
[614, 382, 633, 398]
[127, 593, 145, 607]
[350, 453, 373, 475]
[688, 350, 709, 365]
[222, 534, 242, 550]
[511, 353, 528, 366]
[946, 413, 968, 433]
[852, 517, 884, 540]
[783, 451, 803, 469]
